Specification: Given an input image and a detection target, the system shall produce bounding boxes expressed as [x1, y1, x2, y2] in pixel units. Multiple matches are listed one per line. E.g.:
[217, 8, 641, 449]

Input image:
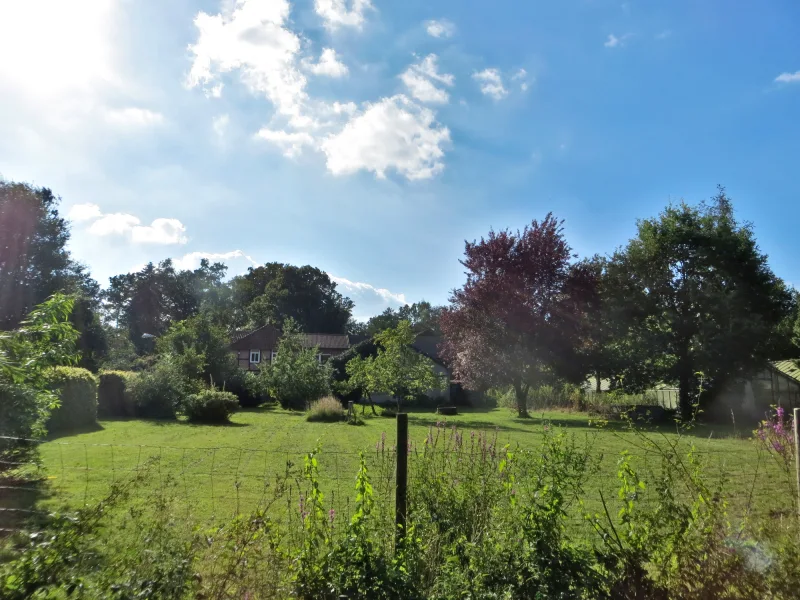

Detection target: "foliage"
[232, 262, 354, 333]
[70, 296, 109, 372]
[0, 181, 98, 331]
[258, 320, 331, 410]
[97, 371, 138, 417]
[157, 313, 238, 387]
[127, 359, 196, 419]
[0, 294, 79, 440]
[305, 396, 344, 422]
[329, 337, 378, 402]
[754, 406, 797, 505]
[182, 388, 239, 424]
[44, 367, 98, 433]
[102, 258, 229, 354]
[441, 214, 598, 417]
[604, 188, 793, 419]
[365, 301, 444, 336]
[100, 325, 140, 371]
[345, 321, 445, 411]
[495, 382, 585, 411]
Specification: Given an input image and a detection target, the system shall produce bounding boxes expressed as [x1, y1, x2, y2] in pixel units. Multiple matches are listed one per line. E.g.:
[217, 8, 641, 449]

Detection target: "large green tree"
[606, 189, 793, 419]
[365, 301, 444, 336]
[232, 263, 354, 333]
[102, 259, 228, 352]
[0, 181, 105, 368]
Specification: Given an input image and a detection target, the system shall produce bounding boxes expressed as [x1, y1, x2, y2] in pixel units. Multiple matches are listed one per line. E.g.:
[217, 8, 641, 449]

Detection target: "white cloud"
[399, 55, 454, 104]
[67, 203, 103, 222]
[775, 71, 800, 84]
[187, 0, 306, 118]
[655, 29, 672, 40]
[604, 33, 632, 48]
[303, 48, 349, 78]
[425, 19, 455, 39]
[103, 107, 165, 127]
[75, 206, 188, 245]
[512, 68, 529, 91]
[321, 94, 450, 180]
[213, 113, 230, 139]
[255, 128, 315, 157]
[172, 250, 258, 272]
[472, 68, 508, 100]
[131, 218, 188, 244]
[329, 275, 407, 306]
[314, 0, 372, 30]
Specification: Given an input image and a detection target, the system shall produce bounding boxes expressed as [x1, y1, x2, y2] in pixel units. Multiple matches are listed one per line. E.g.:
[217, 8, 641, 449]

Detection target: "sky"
[1, 0, 799, 320]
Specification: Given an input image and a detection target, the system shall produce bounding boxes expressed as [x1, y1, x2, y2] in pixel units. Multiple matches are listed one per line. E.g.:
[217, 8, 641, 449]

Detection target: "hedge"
[98, 371, 138, 417]
[45, 367, 98, 433]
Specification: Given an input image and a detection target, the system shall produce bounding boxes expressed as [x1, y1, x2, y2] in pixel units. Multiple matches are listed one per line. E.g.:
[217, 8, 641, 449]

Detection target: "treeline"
[3, 179, 800, 419]
[0, 180, 443, 372]
[441, 188, 799, 419]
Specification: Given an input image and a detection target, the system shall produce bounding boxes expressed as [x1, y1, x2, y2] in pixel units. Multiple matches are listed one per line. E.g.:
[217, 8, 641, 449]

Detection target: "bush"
[44, 367, 98, 433]
[127, 361, 194, 419]
[0, 383, 42, 442]
[182, 389, 239, 423]
[97, 370, 137, 417]
[306, 396, 344, 422]
[224, 369, 266, 408]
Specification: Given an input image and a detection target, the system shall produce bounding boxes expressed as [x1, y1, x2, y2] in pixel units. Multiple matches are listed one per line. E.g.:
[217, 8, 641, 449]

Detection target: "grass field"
[5, 406, 794, 535]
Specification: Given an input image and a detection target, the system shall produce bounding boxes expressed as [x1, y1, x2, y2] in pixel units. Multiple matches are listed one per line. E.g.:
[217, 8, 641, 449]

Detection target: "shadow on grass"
[47, 421, 105, 441]
[0, 446, 54, 535]
[184, 421, 250, 428]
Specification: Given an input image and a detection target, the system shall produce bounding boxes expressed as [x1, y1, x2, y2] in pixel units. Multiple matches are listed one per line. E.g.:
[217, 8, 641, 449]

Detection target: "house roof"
[412, 335, 446, 366]
[305, 333, 350, 349]
[770, 360, 800, 384]
[229, 325, 349, 350]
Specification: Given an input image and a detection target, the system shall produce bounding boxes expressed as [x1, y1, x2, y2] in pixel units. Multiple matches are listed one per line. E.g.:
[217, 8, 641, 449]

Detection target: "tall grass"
[305, 396, 344, 422]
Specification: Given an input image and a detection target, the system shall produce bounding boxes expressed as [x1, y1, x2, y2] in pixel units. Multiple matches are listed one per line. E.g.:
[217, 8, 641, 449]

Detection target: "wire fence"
[1, 428, 796, 539]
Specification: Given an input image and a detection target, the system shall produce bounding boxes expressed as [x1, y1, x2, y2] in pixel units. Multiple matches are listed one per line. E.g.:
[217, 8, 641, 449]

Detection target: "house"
[230, 324, 350, 371]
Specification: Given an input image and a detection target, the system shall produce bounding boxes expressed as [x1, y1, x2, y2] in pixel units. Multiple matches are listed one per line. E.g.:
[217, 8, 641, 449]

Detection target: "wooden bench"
[436, 406, 458, 416]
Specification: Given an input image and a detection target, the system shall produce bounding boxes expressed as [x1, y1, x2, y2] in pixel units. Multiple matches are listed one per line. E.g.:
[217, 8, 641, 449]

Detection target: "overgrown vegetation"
[2, 421, 799, 598]
[182, 388, 239, 423]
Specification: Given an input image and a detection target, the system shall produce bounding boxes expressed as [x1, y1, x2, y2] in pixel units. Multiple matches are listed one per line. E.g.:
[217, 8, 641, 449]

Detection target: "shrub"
[44, 367, 98, 433]
[97, 370, 137, 417]
[224, 369, 265, 408]
[182, 389, 239, 424]
[127, 361, 194, 419]
[182, 388, 235, 422]
[306, 396, 344, 422]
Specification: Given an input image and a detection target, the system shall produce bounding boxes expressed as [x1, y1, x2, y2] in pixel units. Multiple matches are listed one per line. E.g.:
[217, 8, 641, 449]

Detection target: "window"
[249, 350, 261, 364]
[318, 353, 331, 363]
[271, 351, 278, 362]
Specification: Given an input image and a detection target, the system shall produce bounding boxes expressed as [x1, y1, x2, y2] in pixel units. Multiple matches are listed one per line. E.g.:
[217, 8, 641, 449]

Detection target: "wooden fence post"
[395, 413, 408, 545]
[794, 408, 800, 518]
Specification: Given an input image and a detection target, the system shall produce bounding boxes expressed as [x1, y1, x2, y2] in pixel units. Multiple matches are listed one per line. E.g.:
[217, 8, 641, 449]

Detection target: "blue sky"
[1, 0, 799, 320]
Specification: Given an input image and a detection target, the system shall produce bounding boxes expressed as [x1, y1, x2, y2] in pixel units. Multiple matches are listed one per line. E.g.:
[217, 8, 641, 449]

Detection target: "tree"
[605, 188, 793, 419]
[365, 301, 445, 336]
[259, 320, 331, 409]
[102, 259, 228, 353]
[440, 215, 597, 418]
[156, 313, 238, 387]
[344, 321, 445, 411]
[0, 294, 79, 440]
[0, 181, 106, 372]
[232, 263, 354, 333]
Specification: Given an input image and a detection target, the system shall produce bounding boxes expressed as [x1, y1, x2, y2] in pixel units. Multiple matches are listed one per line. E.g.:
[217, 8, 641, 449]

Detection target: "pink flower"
[329, 509, 336, 523]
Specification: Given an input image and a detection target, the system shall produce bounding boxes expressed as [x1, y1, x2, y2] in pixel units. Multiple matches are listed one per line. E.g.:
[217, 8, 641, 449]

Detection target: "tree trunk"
[595, 373, 602, 393]
[677, 341, 694, 421]
[514, 381, 529, 418]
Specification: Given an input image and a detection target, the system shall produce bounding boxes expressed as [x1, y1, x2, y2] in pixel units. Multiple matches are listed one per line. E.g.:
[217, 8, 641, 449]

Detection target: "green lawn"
[15, 406, 793, 532]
